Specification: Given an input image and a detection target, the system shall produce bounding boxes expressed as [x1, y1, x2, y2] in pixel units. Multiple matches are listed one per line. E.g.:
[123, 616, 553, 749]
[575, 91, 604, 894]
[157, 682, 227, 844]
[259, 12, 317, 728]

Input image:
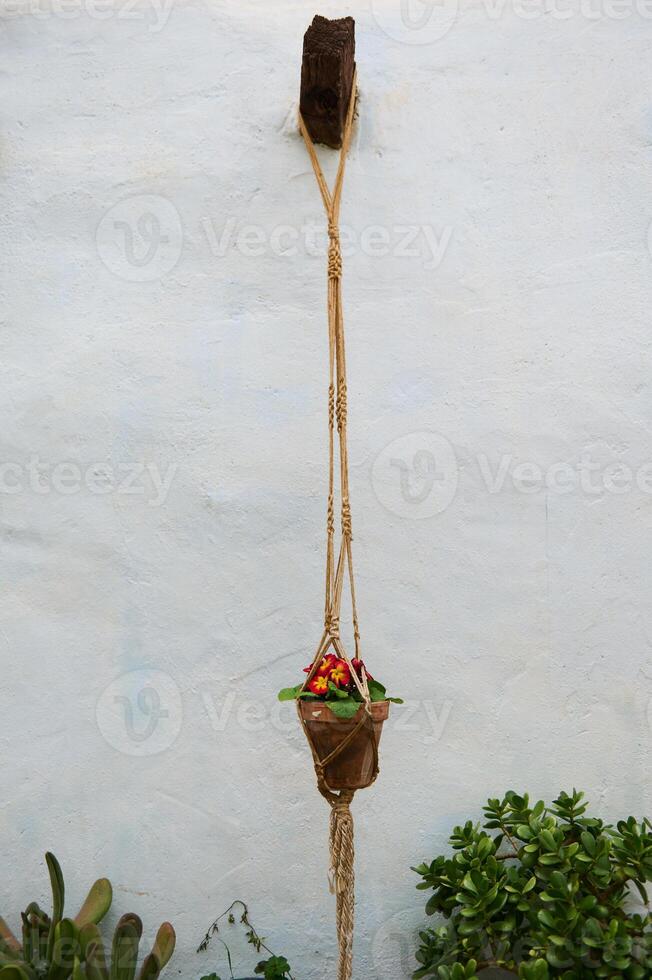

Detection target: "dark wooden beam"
[300, 15, 355, 150]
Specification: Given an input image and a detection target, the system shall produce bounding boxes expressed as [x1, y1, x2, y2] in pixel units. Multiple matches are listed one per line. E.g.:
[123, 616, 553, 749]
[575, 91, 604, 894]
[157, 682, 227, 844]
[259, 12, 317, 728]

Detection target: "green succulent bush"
[0, 853, 175, 980]
[412, 790, 652, 978]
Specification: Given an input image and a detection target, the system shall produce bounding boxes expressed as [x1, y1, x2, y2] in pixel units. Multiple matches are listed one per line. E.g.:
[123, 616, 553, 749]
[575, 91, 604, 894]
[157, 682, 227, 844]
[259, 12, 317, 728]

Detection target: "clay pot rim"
[298, 699, 390, 723]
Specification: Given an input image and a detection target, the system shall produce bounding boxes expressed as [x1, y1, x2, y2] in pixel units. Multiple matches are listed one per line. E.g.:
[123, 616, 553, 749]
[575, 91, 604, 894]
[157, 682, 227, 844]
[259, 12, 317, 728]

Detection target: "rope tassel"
[329, 793, 355, 980]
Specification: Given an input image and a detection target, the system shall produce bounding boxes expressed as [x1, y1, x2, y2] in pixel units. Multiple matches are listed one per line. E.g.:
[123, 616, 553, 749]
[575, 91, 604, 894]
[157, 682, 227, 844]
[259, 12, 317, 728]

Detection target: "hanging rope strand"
[298, 76, 358, 650]
[297, 77, 371, 980]
[324, 278, 337, 635]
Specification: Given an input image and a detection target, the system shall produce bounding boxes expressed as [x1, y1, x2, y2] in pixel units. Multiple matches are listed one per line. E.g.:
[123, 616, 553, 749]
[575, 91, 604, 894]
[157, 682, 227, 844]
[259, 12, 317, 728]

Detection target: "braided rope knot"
[329, 794, 354, 894]
[325, 612, 340, 638]
[328, 223, 342, 280]
[327, 493, 335, 536]
[331, 791, 354, 816]
[336, 382, 347, 433]
[341, 499, 352, 539]
[328, 382, 335, 428]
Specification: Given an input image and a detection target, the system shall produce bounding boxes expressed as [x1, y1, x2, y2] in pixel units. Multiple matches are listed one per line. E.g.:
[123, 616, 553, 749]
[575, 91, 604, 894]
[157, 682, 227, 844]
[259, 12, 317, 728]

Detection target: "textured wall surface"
[2, 2, 652, 978]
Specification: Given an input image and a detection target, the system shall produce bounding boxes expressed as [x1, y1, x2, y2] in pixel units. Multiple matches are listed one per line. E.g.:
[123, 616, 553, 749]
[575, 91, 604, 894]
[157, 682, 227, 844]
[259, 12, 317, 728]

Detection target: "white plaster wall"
[2, 2, 652, 977]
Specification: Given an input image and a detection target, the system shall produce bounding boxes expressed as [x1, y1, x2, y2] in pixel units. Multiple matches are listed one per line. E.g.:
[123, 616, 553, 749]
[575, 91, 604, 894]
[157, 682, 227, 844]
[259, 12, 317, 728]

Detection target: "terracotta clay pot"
[299, 700, 389, 791]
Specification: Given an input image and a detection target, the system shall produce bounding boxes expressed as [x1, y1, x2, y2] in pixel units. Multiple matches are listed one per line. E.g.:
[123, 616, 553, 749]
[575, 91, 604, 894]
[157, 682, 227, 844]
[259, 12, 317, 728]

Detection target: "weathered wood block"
[300, 15, 355, 149]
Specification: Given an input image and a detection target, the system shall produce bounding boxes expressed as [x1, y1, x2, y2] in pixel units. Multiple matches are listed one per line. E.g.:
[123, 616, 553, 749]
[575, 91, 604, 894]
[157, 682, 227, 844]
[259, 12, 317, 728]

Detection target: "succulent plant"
[412, 790, 652, 978]
[80, 912, 175, 980]
[0, 854, 175, 980]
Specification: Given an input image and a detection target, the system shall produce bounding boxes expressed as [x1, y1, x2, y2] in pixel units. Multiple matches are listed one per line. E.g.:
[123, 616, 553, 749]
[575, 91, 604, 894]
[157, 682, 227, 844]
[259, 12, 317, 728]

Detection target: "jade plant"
[278, 653, 402, 719]
[412, 790, 652, 978]
[198, 901, 292, 980]
[0, 853, 175, 980]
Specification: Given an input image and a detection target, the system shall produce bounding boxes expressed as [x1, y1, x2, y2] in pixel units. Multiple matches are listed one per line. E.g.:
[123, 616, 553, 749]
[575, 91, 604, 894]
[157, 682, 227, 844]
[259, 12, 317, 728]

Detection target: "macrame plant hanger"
[297, 51, 386, 980]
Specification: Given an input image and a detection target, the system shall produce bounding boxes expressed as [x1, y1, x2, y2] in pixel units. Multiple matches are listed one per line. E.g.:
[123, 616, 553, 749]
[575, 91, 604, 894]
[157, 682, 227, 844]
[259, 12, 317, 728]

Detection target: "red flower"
[304, 653, 337, 677]
[351, 658, 373, 681]
[329, 659, 351, 689]
[308, 675, 329, 696]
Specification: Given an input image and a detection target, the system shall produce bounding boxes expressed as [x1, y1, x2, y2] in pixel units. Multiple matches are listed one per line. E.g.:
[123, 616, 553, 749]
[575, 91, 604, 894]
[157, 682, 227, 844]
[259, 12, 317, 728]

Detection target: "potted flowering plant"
[278, 653, 402, 718]
[278, 654, 401, 791]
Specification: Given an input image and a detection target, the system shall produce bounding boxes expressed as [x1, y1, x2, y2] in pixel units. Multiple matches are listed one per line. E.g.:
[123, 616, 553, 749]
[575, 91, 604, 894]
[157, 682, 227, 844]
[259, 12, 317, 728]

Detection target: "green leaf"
[539, 830, 557, 852]
[78, 925, 101, 960]
[537, 910, 556, 930]
[135, 955, 159, 980]
[110, 917, 141, 980]
[74, 881, 112, 929]
[0, 967, 33, 980]
[46, 855, 65, 926]
[581, 831, 596, 856]
[85, 938, 109, 980]
[327, 681, 350, 699]
[324, 698, 361, 719]
[277, 686, 302, 702]
[0, 921, 21, 957]
[425, 895, 439, 916]
[45, 854, 65, 962]
[151, 924, 175, 970]
[538, 854, 561, 865]
[254, 955, 291, 980]
[47, 919, 78, 980]
[367, 680, 387, 702]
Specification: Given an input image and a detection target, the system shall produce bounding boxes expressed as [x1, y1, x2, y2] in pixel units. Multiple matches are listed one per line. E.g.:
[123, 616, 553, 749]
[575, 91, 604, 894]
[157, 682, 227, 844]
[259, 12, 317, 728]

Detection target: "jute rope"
[329, 791, 355, 980]
[296, 74, 376, 980]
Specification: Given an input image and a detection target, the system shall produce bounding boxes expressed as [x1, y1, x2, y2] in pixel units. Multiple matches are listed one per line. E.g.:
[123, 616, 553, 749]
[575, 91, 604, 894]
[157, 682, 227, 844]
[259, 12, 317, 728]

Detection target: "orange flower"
[329, 659, 351, 689]
[304, 653, 337, 677]
[308, 675, 329, 696]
